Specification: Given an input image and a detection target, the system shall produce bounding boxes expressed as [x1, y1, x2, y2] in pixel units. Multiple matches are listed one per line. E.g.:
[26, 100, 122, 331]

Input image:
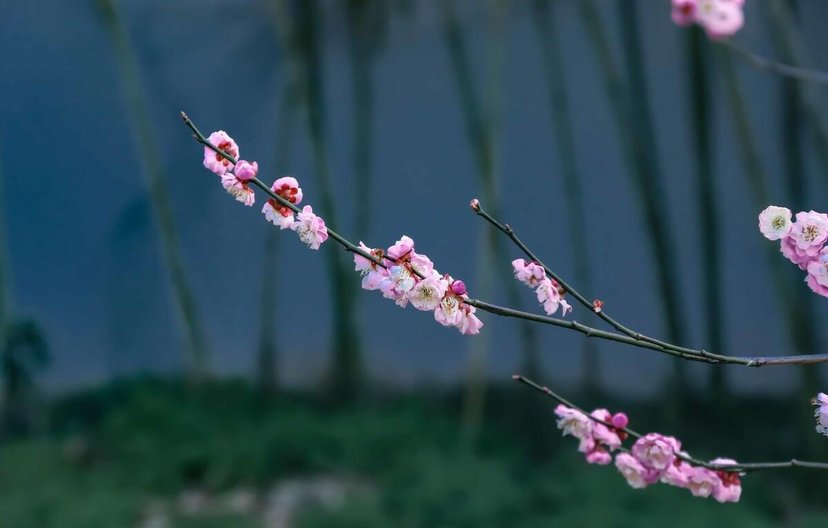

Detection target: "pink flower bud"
[234, 160, 258, 182]
[450, 280, 467, 296]
[469, 198, 480, 212]
[611, 412, 629, 429]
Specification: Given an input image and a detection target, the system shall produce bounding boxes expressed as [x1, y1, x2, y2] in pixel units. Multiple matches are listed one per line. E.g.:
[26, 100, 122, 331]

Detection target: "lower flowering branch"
[513, 374, 828, 503]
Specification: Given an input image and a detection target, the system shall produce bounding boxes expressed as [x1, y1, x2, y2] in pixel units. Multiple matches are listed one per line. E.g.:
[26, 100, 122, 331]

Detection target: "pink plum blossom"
[554, 404, 593, 452]
[512, 259, 546, 287]
[221, 173, 255, 206]
[435, 294, 464, 327]
[697, 0, 744, 40]
[291, 205, 328, 250]
[671, 0, 698, 26]
[590, 409, 622, 450]
[814, 392, 828, 437]
[233, 160, 258, 182]
[263, 177, 303, 229]
[790, 211, 828, 256]
[380, 265, 416, 306]
[672, 0, 745, 40]
[615, 453, 658, 489]
[806, 250, 828, 298]
[781, 236, 813, 270]
[457, 303, 483, 335]
[387, 236, 415, 261]
[710, 458, 742, 503]
[686, 466, 721, 498]
[758, 206, 792, 241]
[354, 242, 388, 291]
[631, 433, 681, 471]
[203, 130, 238, 175]
[660, 460, 693, 488]
[407, 275, 449, 311]
[585, 447, 612, 465]
[536, 278, 567, 316]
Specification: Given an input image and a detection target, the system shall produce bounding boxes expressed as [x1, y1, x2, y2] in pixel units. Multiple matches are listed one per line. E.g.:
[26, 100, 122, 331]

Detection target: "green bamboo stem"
[345, 0, 384, 237]
[716, 50, 819, 387]
[686, 28, 725, 401]
[256, 79, 298, 394]
[97, 0, 210, 381]
[765, 0, 828, 195]
[292, 0, 363, 401]
[440, 0, 539, 440]
[579, 1, 688, 413]
[531, 0, 600, 394]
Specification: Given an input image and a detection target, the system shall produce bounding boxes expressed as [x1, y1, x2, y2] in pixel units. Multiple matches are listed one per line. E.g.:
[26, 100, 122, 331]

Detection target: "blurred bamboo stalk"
[440, 0, 539, 443]
[531, 0, 600, 395]
[256, 78, 298, 394]
[578, 1, 688, 411]
[716, 50, 821, 435]
[345, 0, 386, 237]
[767, 0, 826, 462]
[686, 28, 726, 401]
[284, 0, 364, 401]
[766, 0, 828, 188]
[95, 0, 211, 381]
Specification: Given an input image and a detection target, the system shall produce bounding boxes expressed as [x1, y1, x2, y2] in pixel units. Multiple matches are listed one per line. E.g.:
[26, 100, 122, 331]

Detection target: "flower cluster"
[355, 236, 483, 335]
[814, 393, 828, 437]
[758, 206, 828, 298]
[200, 130, 483, 335]
[671, 0, 745, 40]
[512, 260, 572, 317]
[202, 130, 327, 250]
[554, 404, 742, 502]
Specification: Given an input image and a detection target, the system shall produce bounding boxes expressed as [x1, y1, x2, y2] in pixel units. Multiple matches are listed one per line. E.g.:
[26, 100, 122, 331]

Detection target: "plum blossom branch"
[182, 112, 828, 365]
[471, 200, 828, 367]
[513, 374, 828, 474]
[181, 112, 385, 269]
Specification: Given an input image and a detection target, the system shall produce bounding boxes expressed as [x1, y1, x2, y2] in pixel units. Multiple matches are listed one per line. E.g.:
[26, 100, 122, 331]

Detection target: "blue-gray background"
[4, 0, 828, 397]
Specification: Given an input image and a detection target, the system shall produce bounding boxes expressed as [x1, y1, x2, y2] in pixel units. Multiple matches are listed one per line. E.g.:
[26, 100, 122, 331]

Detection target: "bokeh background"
[3, 0, 828, 526]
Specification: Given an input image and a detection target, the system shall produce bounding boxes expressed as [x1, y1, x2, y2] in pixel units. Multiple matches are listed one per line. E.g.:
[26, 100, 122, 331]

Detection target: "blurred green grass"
[0, 379, 826, 527]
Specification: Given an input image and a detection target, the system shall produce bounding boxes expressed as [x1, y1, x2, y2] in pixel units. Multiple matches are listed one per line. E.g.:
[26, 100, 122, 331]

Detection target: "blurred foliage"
[0, 379, 826, 526]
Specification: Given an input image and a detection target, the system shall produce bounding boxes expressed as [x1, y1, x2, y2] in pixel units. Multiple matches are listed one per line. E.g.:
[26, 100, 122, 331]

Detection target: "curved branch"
[513, 374, 828, 473]
[723, 40, 828, 86]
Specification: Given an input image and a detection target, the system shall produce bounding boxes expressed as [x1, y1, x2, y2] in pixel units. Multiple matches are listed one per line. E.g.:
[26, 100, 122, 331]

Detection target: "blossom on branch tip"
[263, 177, 303, 229]
[203, 130, 238, 175]
[291, 205, 328, 250]
[758, 206, 792, 241]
